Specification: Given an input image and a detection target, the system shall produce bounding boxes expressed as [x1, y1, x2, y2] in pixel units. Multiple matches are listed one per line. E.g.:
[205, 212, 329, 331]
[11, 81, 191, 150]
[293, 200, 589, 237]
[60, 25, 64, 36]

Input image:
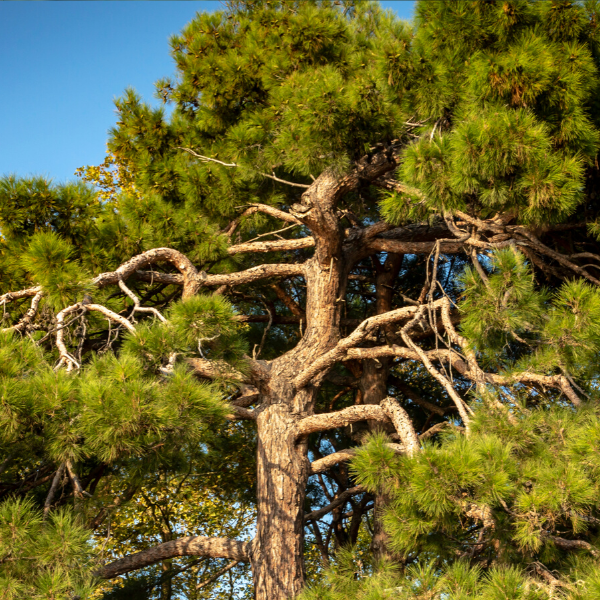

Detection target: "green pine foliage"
[458, 248, 600, 383]
[301, 554, 600, 600]
[0, 177, 103, 295]
[343, 403, 600, 599]
[20, 231, 93, 310]
[122, 294, 250, 380]
[0, 323, 230, 466]
[0, 498, 95, 600]
[381, 0, 600, 225]
[106, 0, 412, 225]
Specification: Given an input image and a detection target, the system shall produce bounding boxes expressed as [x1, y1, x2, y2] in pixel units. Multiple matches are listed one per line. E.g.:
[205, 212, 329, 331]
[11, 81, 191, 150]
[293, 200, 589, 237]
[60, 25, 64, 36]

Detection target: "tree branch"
[137, 263, 305, 289]
[546, 535, 597, 556]
[228, 237, 314, 255]
[296, 405, 390, 438]
[196, 559, 241, 590]
[93, 247, 201, 299]
[2, 290, 43, 333]
[380, 397, 420, 457]
[178, 147, 310, 188]
[310, 450, 357, 474]
[43, 463, 65, 518]
[304, 486, 367, 522]
[118, 278, 167, 322]
[224, 204, 302, 238]
[309, 442, 405, 474]
[293, 302, 444, 390]
[96, 536, 251, 579]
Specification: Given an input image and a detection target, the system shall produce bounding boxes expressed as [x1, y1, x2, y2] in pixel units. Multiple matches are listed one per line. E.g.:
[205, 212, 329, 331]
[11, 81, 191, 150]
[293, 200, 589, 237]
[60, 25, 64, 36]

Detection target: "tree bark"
[252, 404, 310, 600]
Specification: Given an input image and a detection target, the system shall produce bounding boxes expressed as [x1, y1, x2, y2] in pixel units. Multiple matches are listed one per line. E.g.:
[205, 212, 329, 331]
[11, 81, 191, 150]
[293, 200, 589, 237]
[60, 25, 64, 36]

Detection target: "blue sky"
[0, 1, 414, 184]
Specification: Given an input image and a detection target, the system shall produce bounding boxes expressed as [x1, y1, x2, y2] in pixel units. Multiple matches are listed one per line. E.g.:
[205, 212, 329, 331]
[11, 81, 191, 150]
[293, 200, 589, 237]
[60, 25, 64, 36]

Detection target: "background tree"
[4, 1, 600, 599]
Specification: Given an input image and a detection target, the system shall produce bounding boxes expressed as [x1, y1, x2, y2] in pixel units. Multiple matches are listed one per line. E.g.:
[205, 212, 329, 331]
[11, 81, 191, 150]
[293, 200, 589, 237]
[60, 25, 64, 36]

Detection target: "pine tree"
[4, 1, 600, 598]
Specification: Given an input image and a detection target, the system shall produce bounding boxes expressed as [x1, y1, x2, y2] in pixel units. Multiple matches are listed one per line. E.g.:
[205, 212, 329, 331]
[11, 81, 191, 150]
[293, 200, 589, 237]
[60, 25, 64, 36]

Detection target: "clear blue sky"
[0, 1, 414, 184]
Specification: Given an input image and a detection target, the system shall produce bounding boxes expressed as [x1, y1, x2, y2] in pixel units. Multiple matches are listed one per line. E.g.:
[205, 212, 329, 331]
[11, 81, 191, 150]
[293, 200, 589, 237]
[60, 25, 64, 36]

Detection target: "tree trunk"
[252, 254, 345, 599]
[160, 560, 172, 600]
[252, 403, 310, 600]
[359, 254, 403, 561]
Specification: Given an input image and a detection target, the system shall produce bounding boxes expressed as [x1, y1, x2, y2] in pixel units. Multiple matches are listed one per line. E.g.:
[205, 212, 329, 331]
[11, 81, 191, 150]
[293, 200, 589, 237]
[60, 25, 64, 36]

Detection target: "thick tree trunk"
[251, 254, 346, 599]
[252, 403, 310, 600]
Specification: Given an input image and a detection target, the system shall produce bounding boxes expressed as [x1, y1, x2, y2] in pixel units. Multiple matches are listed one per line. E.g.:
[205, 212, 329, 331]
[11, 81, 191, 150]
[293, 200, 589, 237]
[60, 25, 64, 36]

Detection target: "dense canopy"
[3, 1, 600, 599]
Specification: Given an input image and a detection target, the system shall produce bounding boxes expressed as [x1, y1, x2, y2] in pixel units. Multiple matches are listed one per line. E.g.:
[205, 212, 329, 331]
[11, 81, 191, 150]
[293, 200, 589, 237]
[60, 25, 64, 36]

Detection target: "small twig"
[262, 171, 310, 189]
[254, 299, 273, 359]
[97, 517, 112, 558]
[245, 223, 300, 243]
[178, 147, 310, 188]
[65, 460, 92, 499]
[44, 463, 66, 518]
[159, 352, 179, 377]
[177, 147, 237, 167]
[76, 313, 88, 364]
[470, 245, 490, 288]
[196, 560, 240, 590]
[197, 334, 220, 359]
[118, 278, 167, 322]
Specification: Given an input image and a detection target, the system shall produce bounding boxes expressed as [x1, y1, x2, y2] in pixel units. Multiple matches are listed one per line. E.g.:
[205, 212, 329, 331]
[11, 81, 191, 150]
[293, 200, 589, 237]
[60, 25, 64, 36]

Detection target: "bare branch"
[93, 247, 201, 299]
[310, 450, 357, 474]
[65, 460, 92, 499]
[96, 536, 251, 579]
[270, 283, 305, 317]
[546, 535, 597, 556]
[118, 278, 167, 322]
[187, 358, 247, 382]
[293, 302, 444, 389]
[304, 486, 367, 522]
[196, 559, 241, 590]
[231, 386, 260, 407]
[245, 223, 301, 243]
[55, 304, 83, 372]
[134, 270, 184, 286]
[516, 228, 600, 286]
[178, 147, 310, 188]
[178, 147, 237, 167]
[0, 286, 43, 305]
[206, 263, 306, 288]
[2, 290, 43, 333]
[226, 406, 257, 421]
[381, 397, 420, 457]
[224, 204, 302, 239]
[90, 483, 138, 531]
[86, 304, 136, 333]
[399, 306, 473, 430]
[228, 237, 314, 255]
[309, 442, 405, 474]
[296, 404, 390, 439]
[43, 463, 65, 518]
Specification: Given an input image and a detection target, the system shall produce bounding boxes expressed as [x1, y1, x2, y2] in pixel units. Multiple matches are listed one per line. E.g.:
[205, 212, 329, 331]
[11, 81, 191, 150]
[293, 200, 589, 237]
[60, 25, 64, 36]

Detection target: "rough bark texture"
[97, 536, 250, 579]
[252, 404, 310, 599]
